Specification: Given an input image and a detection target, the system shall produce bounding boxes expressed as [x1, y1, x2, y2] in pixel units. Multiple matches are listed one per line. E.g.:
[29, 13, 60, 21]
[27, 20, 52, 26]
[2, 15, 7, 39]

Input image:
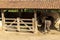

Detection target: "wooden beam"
[32, 18, 34, 32]
[34, 10, 38, 33]
[1, 10, 5, 30]
[17, 17, 20, 31]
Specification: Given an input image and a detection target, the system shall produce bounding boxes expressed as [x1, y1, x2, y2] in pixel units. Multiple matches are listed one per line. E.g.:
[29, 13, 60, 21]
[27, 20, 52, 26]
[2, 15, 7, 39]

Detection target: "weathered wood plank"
[5, 18, 16, 20]
[17, 17, 20, 31]
[21, 22, 32, 24]
[1, 11, 6, 31]
[5, 25, 17, 26]
[21, 19, 32, 20]
[5, 22, 17, 23]
[32, 18, 35, 32]
[34, 11, 38, 33]
[20, 26, 33, 27]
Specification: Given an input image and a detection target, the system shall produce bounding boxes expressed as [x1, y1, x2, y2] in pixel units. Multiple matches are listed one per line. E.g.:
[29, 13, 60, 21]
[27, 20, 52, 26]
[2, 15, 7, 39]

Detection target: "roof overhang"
[0, 0, 60, 9]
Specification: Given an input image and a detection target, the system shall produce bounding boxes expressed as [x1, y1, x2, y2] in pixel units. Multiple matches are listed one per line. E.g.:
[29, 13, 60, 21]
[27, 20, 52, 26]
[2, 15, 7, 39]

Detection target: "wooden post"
[17, 17, 20, 32]
[1, 10, 5, 31]
[32, 18, 34, 32]
[34, 10, 38, 33]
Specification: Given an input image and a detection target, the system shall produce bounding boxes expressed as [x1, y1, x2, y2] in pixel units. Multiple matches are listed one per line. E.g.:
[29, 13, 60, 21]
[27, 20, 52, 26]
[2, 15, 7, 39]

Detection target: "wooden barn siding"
[0, 0, 60, 9]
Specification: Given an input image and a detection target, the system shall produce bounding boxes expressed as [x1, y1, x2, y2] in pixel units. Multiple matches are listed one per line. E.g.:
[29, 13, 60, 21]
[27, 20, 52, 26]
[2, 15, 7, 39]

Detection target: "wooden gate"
[5, 18, 35, 32]
[5, 18, 17, 31]
[20, 18, 34, 32]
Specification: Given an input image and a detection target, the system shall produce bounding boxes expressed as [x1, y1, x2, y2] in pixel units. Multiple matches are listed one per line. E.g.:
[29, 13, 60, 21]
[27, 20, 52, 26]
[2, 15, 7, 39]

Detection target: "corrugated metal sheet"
[0, 0, 60, 9]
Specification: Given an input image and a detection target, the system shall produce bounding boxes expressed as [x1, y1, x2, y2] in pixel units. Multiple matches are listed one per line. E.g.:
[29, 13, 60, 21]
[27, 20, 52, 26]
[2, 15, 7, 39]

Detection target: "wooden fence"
[5, 18, 35, 32]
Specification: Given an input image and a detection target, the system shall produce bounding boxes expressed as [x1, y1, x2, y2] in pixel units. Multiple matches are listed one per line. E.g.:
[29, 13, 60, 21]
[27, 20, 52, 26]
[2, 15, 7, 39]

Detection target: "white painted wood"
[2, 12, 5, 30]
[34, 11, 38, 33]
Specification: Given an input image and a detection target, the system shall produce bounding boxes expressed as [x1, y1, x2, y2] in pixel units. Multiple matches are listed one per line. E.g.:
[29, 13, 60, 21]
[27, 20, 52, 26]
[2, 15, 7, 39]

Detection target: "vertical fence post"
[32, 18, 34, 32]
[34, 10, 38, 33]
[1, 10, 5, 31]
[17, 17, 20, 31]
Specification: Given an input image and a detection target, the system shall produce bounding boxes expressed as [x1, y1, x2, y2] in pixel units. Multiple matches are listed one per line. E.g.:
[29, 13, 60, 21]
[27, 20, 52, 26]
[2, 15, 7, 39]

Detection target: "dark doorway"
[20, 12, 34, 19]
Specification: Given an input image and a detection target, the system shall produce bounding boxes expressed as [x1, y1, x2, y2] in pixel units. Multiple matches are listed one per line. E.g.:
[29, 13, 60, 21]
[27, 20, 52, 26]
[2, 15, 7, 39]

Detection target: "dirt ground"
[0, 30, 60, 40]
